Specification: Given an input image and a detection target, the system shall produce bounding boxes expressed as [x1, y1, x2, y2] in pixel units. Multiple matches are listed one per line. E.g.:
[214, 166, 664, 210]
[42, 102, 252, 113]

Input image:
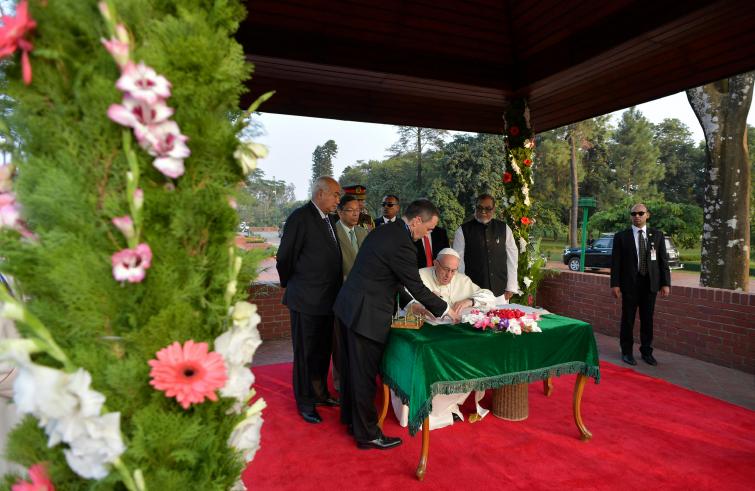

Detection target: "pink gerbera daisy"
[12, 463, 55, 491]
[148, 340, 228, 409]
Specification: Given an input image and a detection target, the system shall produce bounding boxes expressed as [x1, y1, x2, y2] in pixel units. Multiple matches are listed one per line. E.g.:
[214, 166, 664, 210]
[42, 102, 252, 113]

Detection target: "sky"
[257, 92, 755, 201]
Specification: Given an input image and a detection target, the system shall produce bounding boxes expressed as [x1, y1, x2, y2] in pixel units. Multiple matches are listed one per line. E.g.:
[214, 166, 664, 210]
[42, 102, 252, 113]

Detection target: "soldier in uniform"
[342, 184, 375, 231]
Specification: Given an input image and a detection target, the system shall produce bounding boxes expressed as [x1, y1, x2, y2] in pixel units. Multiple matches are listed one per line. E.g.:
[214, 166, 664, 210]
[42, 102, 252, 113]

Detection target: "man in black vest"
[452, 194, 519, 300]
[610, 203, 671, 366]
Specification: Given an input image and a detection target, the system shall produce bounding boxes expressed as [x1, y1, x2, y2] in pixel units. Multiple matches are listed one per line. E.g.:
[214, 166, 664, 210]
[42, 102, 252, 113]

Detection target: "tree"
[388, 126, 448, 188]
[237, 169, 296, 226]
[609, 107, 663, 197]
[653, 118, 706, 206]
[589, 198, 703, 249]
[311, 139, 338, 185]
[580, 116, 624, 209]
[565, 122, 594, 247]
[687, 72, 754, 291]
[531, 130, 570, 211]
[441, 133, 507, 216]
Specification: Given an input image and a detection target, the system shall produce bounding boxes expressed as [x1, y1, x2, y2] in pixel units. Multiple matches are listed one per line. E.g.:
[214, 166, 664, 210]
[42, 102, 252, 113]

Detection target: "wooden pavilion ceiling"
[238, 0, 755, 134]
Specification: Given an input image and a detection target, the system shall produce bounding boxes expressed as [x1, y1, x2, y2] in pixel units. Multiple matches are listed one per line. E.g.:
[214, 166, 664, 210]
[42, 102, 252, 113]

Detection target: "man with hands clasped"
[610, 203, 671, 367]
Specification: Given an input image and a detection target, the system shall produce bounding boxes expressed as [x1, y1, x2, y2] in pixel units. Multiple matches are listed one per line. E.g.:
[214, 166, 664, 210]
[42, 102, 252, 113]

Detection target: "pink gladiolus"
[107, 95, 173, 130]
[116, 61, 171, 104]
[111, 243, 152, 283]
[133, 188, 144, 210]
[102, 38, 129, 67]
[12, 463, 55, 491]
[148, 340, 228, 409]
[112, 215, 135, 240]
[0, 0, 37, 85]
[138, 120, 190, 178]
[0, 192, 21, 228]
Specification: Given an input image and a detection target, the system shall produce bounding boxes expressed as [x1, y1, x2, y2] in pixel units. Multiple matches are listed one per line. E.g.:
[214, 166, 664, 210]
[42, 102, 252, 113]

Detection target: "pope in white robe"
[391, 248, 497, 430]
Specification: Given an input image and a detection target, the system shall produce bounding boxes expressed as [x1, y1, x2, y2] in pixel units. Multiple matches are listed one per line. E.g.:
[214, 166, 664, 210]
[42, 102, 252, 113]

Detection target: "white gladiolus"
[523, 276, 533, 288]
[45, 369, 107, 446]
[234, 141, 268, 175]
[13, 363, 77, 422]
[518, 237, 528, 253]
[215, 324, 262, 367]
[63, 412, 126, 479]
[220, 364, 255, 402]
[228, 398, 267, 462]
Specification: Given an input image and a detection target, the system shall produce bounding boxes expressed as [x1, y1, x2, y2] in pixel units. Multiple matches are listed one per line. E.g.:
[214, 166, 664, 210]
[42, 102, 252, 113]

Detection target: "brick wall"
[537, 271, 755, 374]
[248, 274, 755, 374]
[249, 283, 290, 340]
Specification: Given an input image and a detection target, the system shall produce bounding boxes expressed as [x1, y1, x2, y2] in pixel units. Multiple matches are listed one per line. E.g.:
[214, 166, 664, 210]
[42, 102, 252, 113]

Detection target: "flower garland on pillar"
[501, 99, 548, 305]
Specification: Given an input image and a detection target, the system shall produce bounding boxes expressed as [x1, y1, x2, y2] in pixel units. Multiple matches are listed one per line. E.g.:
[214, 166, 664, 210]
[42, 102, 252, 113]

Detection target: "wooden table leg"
[543, 376, 554, 397]
[572, 374, 592, 441]
[378, 383, 389, 430]
[416, 416, 430, 481]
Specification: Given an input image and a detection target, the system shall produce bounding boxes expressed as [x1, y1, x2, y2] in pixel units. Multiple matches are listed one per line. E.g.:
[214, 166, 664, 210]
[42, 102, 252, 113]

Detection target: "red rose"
[523, 159, 532, 167]
[502, 172, 512, 183]
[509, 126, 520, 136]
[521, 216, 531, 225]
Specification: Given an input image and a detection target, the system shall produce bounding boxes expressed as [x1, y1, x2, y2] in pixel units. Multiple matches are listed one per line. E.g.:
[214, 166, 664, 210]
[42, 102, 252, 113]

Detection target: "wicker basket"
[491, 383, 529, 421]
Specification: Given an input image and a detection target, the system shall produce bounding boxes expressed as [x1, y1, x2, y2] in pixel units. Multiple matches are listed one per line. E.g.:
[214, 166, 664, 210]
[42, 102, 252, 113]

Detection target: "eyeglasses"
[340, 208, 359, 214]
[436, 264, 458, 274]
[630, 211, 646, 216]
[476, 206, 494, 212]
[382, 202, 397, 207]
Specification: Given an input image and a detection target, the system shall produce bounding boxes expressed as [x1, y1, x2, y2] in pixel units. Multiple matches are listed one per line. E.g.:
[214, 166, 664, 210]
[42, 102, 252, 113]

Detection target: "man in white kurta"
[391, 248, 496, 430]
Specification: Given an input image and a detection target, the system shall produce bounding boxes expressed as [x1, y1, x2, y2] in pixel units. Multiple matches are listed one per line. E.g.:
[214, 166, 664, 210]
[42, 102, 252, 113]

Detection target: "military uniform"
[342, 184, 374, 231]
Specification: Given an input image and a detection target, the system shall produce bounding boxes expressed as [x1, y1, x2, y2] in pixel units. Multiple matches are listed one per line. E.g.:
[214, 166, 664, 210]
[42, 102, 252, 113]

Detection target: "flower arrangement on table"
[461, 308, 541, 335]
[0, 1, 272, 490]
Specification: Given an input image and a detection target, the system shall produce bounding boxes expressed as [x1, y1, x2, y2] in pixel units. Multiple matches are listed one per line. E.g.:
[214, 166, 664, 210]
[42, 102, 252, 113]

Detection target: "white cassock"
[391, 267, 496, 430]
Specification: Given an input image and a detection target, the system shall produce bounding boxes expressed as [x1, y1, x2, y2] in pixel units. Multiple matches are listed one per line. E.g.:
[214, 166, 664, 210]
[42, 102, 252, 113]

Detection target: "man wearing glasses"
[452, 193, 519, 302]
[374, 194, 400, 227]
[342, 184, 375, 231]
[611, 203, 671, 366]
[393, 248, 495, 429]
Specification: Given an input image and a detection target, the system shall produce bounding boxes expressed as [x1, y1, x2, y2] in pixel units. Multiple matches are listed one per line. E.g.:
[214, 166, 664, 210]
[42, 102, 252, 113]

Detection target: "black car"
[562, 234, 683, 271]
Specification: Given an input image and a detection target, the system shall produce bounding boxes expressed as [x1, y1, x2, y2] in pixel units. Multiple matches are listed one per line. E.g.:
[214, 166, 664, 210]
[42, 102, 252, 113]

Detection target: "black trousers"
[619, 274, 657, 356]
[290, 310, 334, 412]
[340, 324, 385, 442]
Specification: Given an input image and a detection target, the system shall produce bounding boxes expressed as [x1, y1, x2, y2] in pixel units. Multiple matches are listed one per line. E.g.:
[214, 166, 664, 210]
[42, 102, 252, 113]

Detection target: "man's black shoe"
[621, 354, 637, 366]
[642, 354, 658, 366]
[315, 397, 341, 407]
[299, 409, 322, 424]
[356, 435, 402, 450]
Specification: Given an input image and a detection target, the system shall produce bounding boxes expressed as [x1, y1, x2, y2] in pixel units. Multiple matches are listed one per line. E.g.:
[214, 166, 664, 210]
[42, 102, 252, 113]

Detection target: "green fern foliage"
[1, 0, 261, 489]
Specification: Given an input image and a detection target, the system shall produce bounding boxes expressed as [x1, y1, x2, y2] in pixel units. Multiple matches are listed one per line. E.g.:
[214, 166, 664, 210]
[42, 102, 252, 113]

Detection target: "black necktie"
[323, 217, 336, 244]
[638, 230, 647, 276]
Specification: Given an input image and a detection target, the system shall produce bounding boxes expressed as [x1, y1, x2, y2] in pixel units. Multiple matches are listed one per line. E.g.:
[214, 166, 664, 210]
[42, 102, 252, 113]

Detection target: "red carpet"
[242, 362, 755, 490]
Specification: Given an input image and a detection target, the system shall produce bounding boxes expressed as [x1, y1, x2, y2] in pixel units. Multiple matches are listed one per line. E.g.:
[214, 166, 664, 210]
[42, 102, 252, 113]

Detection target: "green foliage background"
[1, 0, 262, 488]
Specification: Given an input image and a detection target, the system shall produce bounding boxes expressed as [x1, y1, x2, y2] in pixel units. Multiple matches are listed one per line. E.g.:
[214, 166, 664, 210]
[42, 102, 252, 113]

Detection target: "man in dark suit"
[611, 203, 671, 366]
[415, 226, 450, 268]
[277, 176, 343, 424]
[334, 199, 458, 450]
[374, 194, 400, 227]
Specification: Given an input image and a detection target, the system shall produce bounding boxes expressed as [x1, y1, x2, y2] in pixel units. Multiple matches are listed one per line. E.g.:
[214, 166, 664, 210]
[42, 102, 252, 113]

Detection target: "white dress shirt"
[631, 225, 648, 269]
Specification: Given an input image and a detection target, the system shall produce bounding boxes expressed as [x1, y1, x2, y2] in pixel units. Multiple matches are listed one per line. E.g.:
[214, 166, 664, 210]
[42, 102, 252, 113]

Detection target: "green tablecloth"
[381, 314, 600, 435]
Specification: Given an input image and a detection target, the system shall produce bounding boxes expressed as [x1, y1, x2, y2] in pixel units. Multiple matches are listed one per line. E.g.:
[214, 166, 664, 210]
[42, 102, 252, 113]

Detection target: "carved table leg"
[378, 383, 389, 430]
[572, 374, 592, 441]
[543, 376, 554, 397]
[416, 417, 430, 481]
